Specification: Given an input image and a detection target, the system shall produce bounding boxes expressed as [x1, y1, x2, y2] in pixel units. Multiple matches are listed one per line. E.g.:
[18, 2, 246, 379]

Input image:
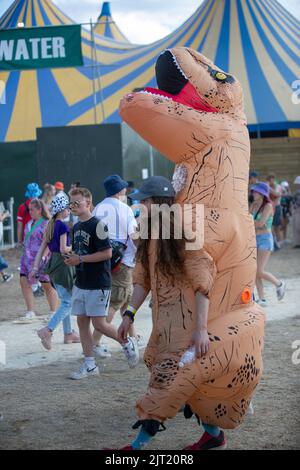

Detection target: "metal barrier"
[0, 198, 15, 250]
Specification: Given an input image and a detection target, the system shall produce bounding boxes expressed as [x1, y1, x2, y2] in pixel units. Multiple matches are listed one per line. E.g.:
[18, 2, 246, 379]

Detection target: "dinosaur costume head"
[119, 48, 264, 431]
[154, 48, 244, 120]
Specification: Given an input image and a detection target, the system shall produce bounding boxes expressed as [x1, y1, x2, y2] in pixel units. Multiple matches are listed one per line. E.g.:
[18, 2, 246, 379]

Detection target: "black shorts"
[273, 205, 282, 227]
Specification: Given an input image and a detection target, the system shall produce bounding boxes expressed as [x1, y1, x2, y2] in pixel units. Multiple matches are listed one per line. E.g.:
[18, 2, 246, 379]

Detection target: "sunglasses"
[69, 200, 83, 208]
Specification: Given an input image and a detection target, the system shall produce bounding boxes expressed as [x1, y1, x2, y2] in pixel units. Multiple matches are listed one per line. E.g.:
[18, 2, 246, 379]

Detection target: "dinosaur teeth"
[139, 90, 173, 101]
[166, 49, 188, 80]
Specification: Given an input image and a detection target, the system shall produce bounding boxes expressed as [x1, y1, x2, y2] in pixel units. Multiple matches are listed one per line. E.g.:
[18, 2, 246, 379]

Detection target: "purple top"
[48, 220, 70, 253]
[20, 218, 50, 283]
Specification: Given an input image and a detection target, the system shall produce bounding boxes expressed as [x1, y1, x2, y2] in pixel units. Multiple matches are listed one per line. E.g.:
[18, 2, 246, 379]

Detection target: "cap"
[128, 176, 175, 201]
[54, 181, 64, 191]
[294, 176, 300, 185]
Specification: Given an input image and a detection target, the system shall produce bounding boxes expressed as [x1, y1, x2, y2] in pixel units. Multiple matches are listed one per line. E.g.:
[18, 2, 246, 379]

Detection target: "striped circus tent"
[0, 0, 299, 143]
[94, 1, 129, 43]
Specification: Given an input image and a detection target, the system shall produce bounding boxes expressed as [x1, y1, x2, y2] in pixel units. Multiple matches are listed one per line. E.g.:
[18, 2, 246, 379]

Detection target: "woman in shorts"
[250, 182, 285, 307]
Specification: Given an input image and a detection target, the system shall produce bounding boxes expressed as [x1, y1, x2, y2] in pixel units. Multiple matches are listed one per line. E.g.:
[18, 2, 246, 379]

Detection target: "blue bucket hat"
[103, 175, 128, 197]
[25, 183, 42, 199]
[251, 182, 270, 199]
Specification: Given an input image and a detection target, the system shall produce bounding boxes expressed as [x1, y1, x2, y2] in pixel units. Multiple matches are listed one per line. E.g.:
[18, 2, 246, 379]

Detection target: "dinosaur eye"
[215, 72, 227, 81]
[208, 66, 235, 83]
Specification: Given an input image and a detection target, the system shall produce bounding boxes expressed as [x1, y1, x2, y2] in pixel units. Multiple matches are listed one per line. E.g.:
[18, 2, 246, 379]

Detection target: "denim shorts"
[256, 233, 274, 252]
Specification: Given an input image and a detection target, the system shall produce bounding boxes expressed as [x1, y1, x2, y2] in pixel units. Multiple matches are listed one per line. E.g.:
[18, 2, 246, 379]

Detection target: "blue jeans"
[48, 284, 72, 335]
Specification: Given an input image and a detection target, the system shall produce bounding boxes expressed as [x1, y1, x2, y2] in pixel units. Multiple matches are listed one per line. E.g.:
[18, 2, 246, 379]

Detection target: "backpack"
[110, 240, 127, 273]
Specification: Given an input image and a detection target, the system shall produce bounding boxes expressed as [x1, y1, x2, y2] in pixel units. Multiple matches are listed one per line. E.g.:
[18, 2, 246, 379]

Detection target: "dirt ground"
[0, 247, 299, 450]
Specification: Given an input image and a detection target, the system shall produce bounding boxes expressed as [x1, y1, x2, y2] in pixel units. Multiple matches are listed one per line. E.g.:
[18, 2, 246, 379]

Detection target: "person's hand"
[29, 268, 38, 282]
[118, 316, 132, 344]
[191, 329, 210, 358]
[64, 254, 81, 266]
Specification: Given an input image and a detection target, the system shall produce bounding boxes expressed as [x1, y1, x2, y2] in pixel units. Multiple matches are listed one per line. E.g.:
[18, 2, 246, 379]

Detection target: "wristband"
[126, 305, 137, 315]
[122, 305, 137, 323]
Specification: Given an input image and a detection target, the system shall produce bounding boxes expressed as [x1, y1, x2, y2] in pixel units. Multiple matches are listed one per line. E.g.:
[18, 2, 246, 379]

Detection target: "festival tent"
[0, 0, 299, 143]
[94, 1, 129, 43]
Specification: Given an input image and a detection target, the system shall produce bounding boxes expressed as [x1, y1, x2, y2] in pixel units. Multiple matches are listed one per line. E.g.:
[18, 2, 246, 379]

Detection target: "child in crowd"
[14, 199, 59, 323]
[32, 193, 80, 349]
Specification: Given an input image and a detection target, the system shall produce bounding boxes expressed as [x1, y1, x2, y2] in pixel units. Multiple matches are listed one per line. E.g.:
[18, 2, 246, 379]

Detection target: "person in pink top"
[14, 199, 59, 324]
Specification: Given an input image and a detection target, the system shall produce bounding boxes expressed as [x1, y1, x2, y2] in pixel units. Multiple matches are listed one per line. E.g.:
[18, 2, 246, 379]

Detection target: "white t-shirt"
[92, 197, 137, 268]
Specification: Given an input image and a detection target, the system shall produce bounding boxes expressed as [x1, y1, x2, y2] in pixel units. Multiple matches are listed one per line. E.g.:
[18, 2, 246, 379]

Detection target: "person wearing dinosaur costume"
[116, 48, 265, 450]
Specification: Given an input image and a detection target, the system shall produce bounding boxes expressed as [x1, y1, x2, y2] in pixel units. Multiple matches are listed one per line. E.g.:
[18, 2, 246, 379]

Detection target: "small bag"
[110, 240, 127, 273]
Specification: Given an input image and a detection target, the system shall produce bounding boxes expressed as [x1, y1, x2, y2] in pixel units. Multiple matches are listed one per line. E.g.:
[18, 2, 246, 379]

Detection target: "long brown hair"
[254, 195, 273, 219]
[29, 198, 51, 221]
[137, 196, 186, 281]
[44, 213, 58, 244]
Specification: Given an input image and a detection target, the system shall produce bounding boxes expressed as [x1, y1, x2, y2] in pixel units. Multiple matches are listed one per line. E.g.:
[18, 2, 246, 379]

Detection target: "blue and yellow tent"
[0, 0, 299, 143]
[94, 1, 129, 43]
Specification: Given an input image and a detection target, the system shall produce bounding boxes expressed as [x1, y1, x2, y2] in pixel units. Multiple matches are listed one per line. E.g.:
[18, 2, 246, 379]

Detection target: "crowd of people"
[248, 172, 300, 306]
[0, 177, 145, 379]
[0, 172, 298, 337]
[0, 171, 299, 450]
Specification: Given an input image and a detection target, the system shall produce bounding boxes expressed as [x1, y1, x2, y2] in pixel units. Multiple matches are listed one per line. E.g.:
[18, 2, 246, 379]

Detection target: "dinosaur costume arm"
[119, 93, 234, 164]
[184, 250, 216, 299]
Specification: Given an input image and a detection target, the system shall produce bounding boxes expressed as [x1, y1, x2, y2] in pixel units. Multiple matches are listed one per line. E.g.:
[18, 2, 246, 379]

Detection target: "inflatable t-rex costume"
[119, 48, 265, 430]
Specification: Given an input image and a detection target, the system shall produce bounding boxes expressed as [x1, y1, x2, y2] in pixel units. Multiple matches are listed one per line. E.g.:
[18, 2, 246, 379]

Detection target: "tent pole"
[90, 18, 98, 124]
[94, 50, 106, 123]
[91, 20, 106, 123]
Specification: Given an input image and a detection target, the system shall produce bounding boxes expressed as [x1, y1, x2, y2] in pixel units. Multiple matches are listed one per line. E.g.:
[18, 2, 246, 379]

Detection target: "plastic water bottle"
[178, 346, 196, 368]
[248, 401, 254, 415]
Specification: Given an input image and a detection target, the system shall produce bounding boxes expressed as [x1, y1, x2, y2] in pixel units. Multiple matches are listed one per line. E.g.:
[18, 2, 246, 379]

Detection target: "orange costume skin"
[119, 48, 265, 429]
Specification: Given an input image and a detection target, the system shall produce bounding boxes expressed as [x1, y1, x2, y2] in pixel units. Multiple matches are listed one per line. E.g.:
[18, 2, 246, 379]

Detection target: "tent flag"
[0, 24, 83, 70]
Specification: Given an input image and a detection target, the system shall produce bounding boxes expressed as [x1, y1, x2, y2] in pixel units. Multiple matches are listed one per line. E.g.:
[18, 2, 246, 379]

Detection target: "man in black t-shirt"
[65, 187, 139, 380]
[73, 217, 111, 290]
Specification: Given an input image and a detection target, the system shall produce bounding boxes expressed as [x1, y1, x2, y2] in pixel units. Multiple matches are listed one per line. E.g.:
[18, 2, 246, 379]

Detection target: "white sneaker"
[257, 299, 268, 308]
[13, 312, 37, 324]
[276, 281, 286, 301]
[93, 344, 112, 359]
[2, 274, 13, 283]
[122, 337, 139, 369]
[69, 364, 99, 380]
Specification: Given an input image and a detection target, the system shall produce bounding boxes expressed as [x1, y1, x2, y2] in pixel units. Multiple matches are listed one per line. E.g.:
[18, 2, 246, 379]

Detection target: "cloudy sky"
[0, 0, 299, 44]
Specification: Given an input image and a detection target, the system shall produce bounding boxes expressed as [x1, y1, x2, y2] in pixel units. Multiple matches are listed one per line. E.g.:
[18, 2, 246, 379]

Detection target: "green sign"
[0, 24, 83, 71]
